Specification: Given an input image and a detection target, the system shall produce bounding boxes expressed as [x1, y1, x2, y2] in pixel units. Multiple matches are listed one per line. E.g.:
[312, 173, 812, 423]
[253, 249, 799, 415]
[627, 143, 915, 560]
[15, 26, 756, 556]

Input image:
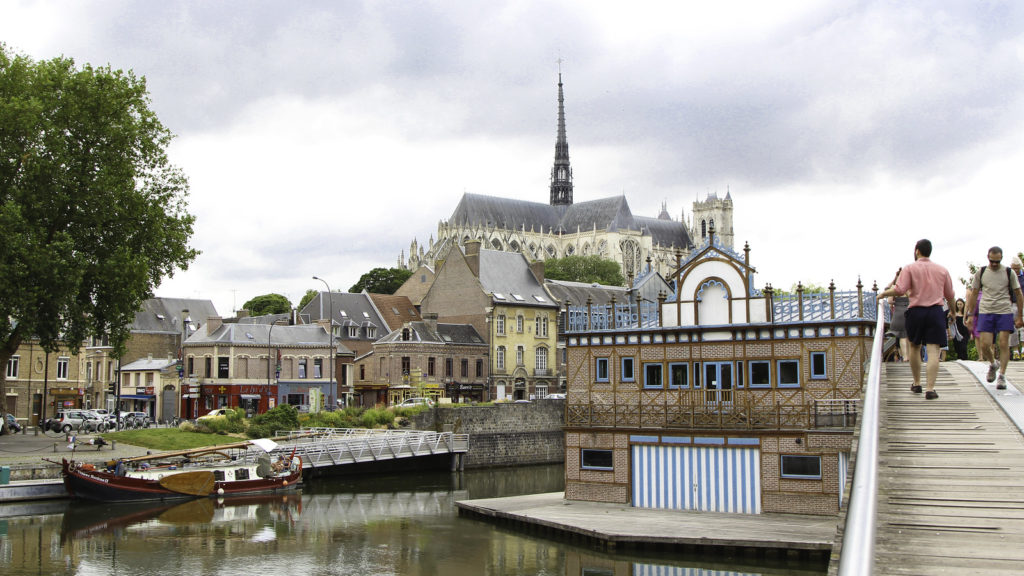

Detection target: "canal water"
[0, 464, 824, 575]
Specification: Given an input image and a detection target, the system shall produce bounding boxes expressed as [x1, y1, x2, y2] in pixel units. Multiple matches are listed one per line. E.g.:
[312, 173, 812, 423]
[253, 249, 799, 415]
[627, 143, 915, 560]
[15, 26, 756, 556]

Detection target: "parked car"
[544, 393, 566, 400]
[50, 410, 105, 433]
[197, 408, 232, 421]
[115, 411, 151, 428]
[397, 397, 435, 408]
[2, 413, 22, 434]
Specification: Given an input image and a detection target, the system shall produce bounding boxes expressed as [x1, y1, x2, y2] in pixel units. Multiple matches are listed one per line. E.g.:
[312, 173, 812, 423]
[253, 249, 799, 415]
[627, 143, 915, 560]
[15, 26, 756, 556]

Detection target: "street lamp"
[267, 320, 278, 413]
[312, 276, 335, 408]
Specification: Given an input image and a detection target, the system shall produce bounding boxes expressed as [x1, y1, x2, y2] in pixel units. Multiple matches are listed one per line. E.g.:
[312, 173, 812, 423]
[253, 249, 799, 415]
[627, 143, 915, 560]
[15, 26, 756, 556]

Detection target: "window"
[359, 364, 365, 380]
[596, 358, 609, 382]
[204, 357, 212, 378]
[402, 357, 411, 375]
[778, 360, 800, 388]
[749, 361, 771, 388]
[445, 358, 453, 378]
[348, 326, 358, 338]
[644, 363, 663, 389]
[668, 363, 688, 389]
[516, 346, 524, 366]
[781, 455, 822, 479]
[56, 357, 69, 380]
[314, 358, 323, 378]
[536, 384, 548, 398]
[146, 373, 154, 386]
[298, 359, 307, 379]
[188, 357, 194, 377]
[517, 315, 524, 333]
[496, 314, 505, 335]
[621, 357, 635, 382]
[581, 449, 614, 470]
[476, 359, 484, 377]
[461, 359, 468, 378]
[811, 352, 827, 379]
[535, 315, 549, 337]
[428, 357, 435, 376]
[402, 328, 410, 341]
[367, 327, 376, 339]
[5, 355, 18, 379]
[693, 362, 701, 388]
[536, 347, 548, 371]
[218, 357, 229, 378]
[497, 346, 505, 370]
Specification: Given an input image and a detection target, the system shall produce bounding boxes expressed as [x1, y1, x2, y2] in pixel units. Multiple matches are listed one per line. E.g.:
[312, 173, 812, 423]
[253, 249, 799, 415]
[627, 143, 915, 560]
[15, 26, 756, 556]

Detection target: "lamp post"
[312, 276, 335, 408]
[267, 320, 278, 413]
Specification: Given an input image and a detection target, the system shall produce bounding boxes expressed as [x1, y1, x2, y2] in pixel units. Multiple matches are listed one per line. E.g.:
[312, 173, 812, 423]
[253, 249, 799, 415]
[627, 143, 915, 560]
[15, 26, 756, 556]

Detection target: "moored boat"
[60, 439, 302, 502]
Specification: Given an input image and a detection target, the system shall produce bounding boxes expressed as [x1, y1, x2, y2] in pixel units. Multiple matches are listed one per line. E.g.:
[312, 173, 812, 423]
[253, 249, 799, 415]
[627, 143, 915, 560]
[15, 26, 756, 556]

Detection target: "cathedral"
[399, 74, 735, 283]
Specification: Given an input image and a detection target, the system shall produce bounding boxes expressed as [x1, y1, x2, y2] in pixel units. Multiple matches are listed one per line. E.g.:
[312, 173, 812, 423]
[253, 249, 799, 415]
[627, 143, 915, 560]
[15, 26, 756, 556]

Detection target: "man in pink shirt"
[877, 239, 957, 399]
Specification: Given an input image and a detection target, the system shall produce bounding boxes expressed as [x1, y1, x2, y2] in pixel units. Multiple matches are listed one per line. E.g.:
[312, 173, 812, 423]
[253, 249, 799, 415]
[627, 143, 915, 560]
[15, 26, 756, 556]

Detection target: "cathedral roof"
[447, 192, 691, 249]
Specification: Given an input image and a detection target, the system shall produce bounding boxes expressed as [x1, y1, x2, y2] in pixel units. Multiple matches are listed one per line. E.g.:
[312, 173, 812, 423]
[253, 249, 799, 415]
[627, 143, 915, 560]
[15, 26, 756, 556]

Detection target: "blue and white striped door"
[632, 444, 761, 514]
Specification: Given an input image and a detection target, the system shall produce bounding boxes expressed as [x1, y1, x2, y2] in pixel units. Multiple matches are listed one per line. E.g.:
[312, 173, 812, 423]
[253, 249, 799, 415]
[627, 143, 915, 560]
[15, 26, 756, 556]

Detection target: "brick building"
[562, 233, 877, 516]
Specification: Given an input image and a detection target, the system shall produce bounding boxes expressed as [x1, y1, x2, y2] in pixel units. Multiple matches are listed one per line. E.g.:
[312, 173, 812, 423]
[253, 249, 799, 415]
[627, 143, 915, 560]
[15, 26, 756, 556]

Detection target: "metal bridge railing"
[837, 299, 885, 576]
[270, 428, 469, 468]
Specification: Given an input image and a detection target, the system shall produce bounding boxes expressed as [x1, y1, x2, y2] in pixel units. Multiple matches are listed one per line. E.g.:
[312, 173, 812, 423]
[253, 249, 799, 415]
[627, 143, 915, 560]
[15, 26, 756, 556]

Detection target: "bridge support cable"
[837, 300, 885, 576]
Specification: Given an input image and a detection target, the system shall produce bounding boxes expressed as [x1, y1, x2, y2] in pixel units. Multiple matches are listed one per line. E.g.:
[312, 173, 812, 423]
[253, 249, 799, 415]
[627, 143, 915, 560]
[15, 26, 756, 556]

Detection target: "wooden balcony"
[565, 394, 858, 431]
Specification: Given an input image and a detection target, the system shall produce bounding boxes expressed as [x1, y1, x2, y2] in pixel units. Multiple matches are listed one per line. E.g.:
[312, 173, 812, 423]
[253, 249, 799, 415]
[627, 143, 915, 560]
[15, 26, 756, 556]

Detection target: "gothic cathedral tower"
[691, 191, 734, 248]
[549, 73, 573, 206]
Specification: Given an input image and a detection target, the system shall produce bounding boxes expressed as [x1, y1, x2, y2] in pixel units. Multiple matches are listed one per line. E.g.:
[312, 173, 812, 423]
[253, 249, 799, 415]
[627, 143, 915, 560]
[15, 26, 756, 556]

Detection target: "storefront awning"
[240, 394, 261, 399]
[120, 395, 155, 400]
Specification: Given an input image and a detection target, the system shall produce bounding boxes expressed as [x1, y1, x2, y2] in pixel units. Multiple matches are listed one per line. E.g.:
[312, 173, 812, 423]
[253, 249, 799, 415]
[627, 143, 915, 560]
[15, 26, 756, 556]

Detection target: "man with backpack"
[965, 247, 1024, 389]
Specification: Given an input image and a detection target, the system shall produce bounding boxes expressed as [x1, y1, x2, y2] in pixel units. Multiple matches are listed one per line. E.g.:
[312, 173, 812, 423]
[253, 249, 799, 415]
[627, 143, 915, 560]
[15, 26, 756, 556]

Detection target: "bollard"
[112, 440, 116, 451]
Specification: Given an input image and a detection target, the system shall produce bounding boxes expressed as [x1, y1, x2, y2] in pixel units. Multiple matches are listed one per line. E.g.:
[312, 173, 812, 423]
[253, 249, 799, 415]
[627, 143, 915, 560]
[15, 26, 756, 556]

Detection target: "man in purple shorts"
[966, 246, 1024, 389]
[877, 239, 957, 399]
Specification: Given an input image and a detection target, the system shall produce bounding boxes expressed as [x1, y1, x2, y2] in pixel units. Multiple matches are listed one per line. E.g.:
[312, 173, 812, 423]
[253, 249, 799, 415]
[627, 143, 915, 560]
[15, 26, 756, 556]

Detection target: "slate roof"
[185, 324, 351, 353]
[377, 322, 486, 346]
[545, 279, 626, 307]
[237, 313, 291, 325]
[119, 357, 177, 371]
[477, 249, 558, 308]
[300, 292, 386, 332]
[446, 192, 692, 248]
[131, 298, 219, 334]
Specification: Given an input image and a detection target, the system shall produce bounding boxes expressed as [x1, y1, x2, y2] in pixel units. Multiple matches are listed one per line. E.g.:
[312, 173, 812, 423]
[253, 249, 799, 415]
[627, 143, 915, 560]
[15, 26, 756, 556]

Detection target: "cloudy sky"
[4, 1, 1022, 316]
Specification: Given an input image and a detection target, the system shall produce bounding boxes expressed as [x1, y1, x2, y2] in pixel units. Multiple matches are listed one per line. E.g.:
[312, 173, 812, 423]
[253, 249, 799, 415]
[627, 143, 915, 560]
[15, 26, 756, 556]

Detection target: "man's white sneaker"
[987, 363, 998, 383]
[997, 374, 1007, 390]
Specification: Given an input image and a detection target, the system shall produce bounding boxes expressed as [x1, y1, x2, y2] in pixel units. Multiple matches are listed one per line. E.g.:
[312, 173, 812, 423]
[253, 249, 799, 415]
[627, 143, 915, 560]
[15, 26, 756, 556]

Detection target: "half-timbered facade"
[563, 233, 878, 515]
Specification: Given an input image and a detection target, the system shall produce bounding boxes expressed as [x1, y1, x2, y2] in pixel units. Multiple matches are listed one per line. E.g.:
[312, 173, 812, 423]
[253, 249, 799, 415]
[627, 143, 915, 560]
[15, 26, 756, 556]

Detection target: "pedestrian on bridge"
[877, 239, 957, 400]
[965, 247, 1024, 389]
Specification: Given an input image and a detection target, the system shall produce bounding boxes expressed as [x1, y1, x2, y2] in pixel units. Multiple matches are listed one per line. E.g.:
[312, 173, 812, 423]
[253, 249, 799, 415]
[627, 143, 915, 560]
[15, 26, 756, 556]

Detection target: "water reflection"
[0, 464, 824, 575]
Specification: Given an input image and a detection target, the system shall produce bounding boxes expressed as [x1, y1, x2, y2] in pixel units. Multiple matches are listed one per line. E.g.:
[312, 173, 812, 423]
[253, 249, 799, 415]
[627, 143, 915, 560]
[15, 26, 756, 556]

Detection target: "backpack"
[980, 266, 1017, 304]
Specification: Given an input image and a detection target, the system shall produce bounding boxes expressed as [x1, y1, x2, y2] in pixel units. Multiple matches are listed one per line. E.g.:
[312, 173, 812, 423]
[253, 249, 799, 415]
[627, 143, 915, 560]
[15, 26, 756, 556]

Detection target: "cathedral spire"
[549, 71, 573, 206]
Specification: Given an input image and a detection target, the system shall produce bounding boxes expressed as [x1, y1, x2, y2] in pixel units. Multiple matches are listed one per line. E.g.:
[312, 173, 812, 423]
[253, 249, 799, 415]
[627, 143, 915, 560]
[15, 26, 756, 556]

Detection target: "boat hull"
[61, 459, 302, 503]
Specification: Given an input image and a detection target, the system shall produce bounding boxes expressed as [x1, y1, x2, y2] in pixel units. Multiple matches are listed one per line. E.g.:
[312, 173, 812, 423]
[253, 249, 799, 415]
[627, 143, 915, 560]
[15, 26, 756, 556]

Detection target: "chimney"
[206, 316, 223, 335]
[236, 309, 250, 319]
[423, 312, 439, 334]
[529, 260, 545, 284]
[464, 240, 481, 277]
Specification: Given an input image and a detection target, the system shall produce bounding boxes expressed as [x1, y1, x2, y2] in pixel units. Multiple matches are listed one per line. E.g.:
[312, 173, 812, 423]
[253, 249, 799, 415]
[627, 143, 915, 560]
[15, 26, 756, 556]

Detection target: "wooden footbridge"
[832, 360, 1024, 574]
[269, 428, 470, 472]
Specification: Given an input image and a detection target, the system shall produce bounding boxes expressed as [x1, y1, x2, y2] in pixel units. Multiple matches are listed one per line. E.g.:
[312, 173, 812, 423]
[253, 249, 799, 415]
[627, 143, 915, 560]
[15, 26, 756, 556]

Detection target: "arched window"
[536, 347, 548, 371]
[701, 219, 707, 239]
[516, 345, 524, 366]
[496, 346, 506, 371]
[491, 238, 503, 250]
[517, 315, 524, 333]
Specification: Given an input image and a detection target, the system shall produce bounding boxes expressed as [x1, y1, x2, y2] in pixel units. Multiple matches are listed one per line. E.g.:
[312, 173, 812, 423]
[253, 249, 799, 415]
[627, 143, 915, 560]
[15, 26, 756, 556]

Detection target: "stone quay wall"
[410, 400, 565, 468]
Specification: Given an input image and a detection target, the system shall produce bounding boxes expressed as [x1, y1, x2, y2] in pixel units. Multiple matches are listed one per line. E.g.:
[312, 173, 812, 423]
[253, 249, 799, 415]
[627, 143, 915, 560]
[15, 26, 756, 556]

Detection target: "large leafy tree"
[242, 293, 291, 316]
[349, 267, 413, 294]
[543, 255, 625, 286]
[298, 289, 318, 310]
[0, 45, 198, 430]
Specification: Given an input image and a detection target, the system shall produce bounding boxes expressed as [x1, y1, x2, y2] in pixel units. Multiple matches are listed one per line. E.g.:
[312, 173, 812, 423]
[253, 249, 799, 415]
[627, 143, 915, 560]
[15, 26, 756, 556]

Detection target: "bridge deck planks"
[873, 363, 1024, 574]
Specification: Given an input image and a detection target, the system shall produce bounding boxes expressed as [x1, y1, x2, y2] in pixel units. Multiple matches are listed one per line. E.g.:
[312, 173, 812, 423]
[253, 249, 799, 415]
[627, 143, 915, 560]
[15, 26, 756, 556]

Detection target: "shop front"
[197, 383, 278, 417]
[277, 381, 334, 412]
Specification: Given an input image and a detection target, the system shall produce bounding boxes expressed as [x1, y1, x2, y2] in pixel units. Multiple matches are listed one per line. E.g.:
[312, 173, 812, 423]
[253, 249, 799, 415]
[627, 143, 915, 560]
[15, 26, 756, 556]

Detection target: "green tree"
[543, 255, 625, 286]
[243, 293, 291, 316]
[298, 289, 318, 310]
[0, 45, 197, 432]
[349, 267, 413, 294]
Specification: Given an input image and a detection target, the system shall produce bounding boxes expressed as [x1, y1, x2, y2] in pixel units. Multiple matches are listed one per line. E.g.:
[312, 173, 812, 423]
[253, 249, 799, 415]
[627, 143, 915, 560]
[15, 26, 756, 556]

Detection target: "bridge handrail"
[837, 299, 885, 576]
